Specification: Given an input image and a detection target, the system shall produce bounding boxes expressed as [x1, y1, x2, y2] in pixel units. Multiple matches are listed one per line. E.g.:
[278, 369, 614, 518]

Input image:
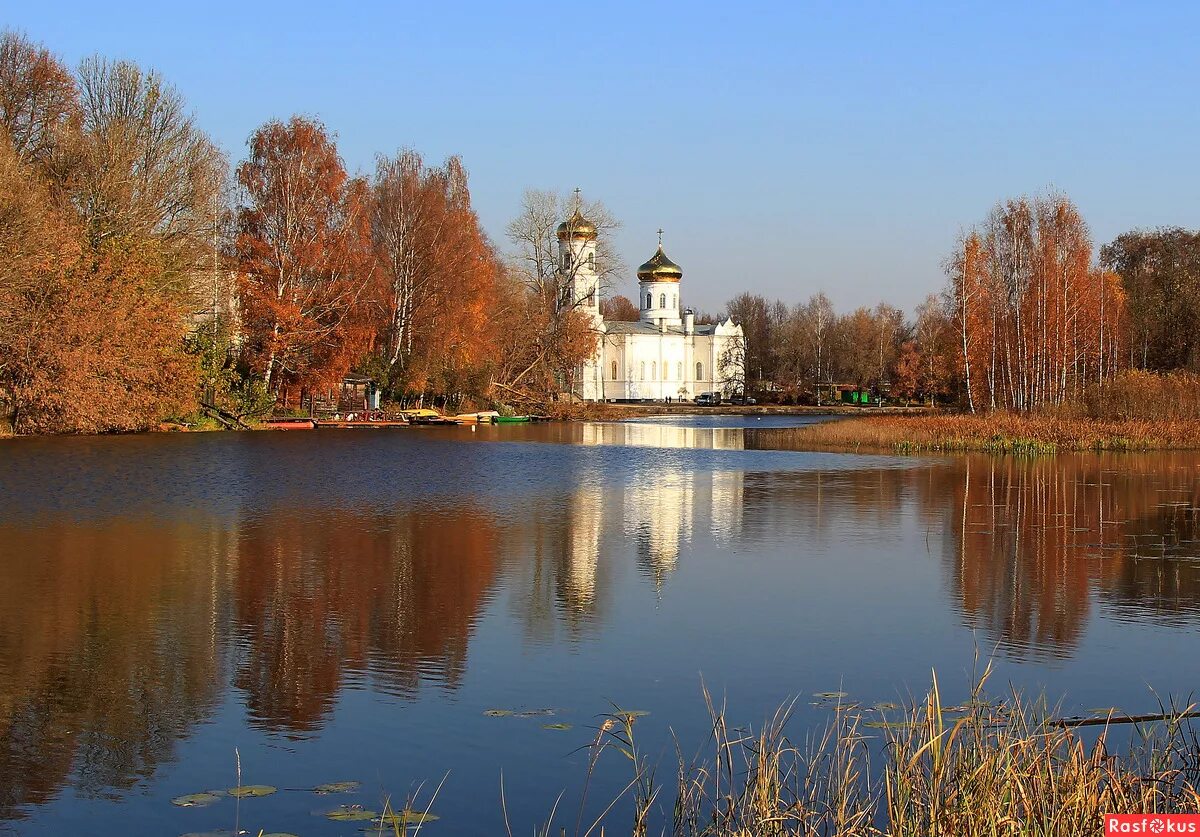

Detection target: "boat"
[261, 418, 317, 430]
[452, 411, 500, 424]
[494, 415, 531, 424]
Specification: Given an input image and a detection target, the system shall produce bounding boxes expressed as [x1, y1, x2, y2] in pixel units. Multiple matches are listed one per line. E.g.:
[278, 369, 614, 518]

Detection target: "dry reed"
[544, 664, 1200, 836]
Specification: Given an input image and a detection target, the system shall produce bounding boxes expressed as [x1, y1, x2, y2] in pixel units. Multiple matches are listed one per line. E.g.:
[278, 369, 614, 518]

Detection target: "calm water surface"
[1, 415, 1199, 835]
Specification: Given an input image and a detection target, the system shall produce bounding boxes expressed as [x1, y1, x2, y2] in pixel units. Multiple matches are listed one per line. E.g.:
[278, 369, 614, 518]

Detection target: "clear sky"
[7, 1, 1198, 315]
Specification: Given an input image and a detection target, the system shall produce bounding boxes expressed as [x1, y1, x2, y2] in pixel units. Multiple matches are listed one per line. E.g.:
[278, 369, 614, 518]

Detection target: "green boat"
[494, 415, 531, 424]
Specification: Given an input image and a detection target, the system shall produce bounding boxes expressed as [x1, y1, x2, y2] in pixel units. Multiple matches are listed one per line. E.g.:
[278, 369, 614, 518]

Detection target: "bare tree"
[505, 188, 622, 303]
[75, 56, 226, 304]
[718, 333, 748, 395]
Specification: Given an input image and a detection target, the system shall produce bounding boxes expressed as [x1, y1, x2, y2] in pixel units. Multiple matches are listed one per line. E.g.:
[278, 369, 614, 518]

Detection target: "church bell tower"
[555, 192, 603, 328]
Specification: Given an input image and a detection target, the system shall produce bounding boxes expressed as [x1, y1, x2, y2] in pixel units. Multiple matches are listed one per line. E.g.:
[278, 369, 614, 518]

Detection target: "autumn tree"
[914, 293, 955, 405]
[599, 294, 639, 321]
[945, 192, 1126, 411]
[500, 189, 611, 405]
[367, 150, 499, 400]
[0, 31, 77, 171]
[0, 33, 223, 433]
[236, 117, 374, 401]
[1101, 228, 1200, 371]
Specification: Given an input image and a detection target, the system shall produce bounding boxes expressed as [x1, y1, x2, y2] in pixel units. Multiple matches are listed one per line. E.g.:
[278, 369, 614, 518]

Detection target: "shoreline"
[772, 412, 1200, 453]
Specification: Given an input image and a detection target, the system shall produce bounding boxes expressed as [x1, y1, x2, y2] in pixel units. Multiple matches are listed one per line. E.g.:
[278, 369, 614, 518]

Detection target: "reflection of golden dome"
[556, 209, 597, 241]
[637, 245, 683, 282]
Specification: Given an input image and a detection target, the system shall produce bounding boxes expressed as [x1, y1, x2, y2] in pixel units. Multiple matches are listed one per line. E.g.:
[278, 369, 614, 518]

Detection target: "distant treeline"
[718, 197, 1200, 409]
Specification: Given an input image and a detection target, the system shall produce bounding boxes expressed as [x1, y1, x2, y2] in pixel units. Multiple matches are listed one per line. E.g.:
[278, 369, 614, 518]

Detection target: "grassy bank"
[538, 668, 1200, 836]
[776, 412, 1200, 454]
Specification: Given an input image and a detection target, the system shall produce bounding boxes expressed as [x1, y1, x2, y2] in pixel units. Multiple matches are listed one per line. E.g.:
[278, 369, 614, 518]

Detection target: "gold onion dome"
[556, 209, 598, 241]
[637, 245, 683, 282]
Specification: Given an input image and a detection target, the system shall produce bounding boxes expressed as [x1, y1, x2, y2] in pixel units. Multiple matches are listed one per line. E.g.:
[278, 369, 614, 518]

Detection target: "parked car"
[729, 394, 757, 405]
[695, 392, 722, 406]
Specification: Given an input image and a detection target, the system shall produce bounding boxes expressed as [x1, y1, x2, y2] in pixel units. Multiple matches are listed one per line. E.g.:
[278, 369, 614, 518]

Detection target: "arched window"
[659, 293, 666, 309]
[677, 362, 683, 380]
[663, 363, 668, 381]
[696, 362, 704, 380]
[587, 252, 595, 269]
[646, 293, 652, 308]
[611, 360, 618, 380]
[640, 361, 646, 380]
[650, 361, 656, 380]
[671, 294, 676, 309]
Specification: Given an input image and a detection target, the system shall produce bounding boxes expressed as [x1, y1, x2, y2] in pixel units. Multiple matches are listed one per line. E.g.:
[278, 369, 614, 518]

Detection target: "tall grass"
[777, 371, 1200, 454]
[547, 665, 1200, 836]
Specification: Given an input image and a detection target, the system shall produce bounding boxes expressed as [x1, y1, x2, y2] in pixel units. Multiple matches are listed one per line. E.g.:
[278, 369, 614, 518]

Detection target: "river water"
[1, 415, 1198, 835]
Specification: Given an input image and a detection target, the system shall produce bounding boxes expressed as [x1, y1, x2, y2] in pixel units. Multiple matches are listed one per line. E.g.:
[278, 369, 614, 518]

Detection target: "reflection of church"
[555, 208, 744, 401]
[558, 423, 746, 602]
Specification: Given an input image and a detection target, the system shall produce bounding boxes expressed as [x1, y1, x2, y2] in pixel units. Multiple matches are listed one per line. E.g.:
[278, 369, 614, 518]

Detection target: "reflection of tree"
[0, 501, 502, 816]
[942, 455, 1200, 659]
[0, 520, 230, 820]
[232, 505, 500, 732]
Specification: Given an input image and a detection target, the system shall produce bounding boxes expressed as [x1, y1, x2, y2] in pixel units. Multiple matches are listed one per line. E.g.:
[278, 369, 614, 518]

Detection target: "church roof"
[604, 321, 718, 336]
[556, 208, 597, 241]
[636, 245, 683, 282]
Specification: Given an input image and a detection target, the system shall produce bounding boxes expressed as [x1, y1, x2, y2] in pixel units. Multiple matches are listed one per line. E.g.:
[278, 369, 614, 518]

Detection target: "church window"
[663, 363, 668, 381]
[650, 361, 656, 380]
[640, 362, 645, 380]
[659, 293, 666, 309]
[611, 360, 618, 380]
[696, 361, 704, 380]
[587, 252, 595, 269]
[677, 362, 683, 380]
[562, 252, 570, 270]
[646, 293, 652, 308]
[671, 295, 676, 309]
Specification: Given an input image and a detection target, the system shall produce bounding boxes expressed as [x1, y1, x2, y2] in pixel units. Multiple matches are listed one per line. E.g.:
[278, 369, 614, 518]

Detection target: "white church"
[555, 207, 744, 402]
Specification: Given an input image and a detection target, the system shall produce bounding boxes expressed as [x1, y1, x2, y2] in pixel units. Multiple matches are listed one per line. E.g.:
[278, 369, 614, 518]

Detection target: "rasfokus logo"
[1106, 815, 1200, 834]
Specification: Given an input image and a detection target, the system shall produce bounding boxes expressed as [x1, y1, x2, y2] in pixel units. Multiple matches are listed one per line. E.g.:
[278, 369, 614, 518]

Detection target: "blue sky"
[7, 1, 1198, 314]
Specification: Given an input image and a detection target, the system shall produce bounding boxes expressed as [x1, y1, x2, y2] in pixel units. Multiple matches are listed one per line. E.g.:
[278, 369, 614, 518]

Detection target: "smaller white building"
[555, 209, 744, 402]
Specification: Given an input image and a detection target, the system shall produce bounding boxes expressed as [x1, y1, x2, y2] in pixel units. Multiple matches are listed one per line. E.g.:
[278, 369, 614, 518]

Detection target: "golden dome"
[637, 245, 683, 282]
[556, 208, 598, 241]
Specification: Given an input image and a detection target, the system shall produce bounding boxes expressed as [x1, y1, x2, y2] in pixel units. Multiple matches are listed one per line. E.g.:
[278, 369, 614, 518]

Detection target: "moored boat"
[261, 418, 317, 430]
[494, 415, 531, 424]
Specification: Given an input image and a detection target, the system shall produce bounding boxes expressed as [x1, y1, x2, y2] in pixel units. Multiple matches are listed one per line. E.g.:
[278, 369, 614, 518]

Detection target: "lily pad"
[325, 804, 378, 822]
[261, 833, 301, 837]
[872, 702, 899, 712]
[374, 810, 440, 826]
[542, 723, 573, 731]
[313, 781, 361, 794]
[515, 708, 556, 718]
[227, 784, 276, 798]
[865, 720, 914, 730]
[483, 709, 514, 717]
[171, 792, 222, 808]
[813, 691, 849, 700]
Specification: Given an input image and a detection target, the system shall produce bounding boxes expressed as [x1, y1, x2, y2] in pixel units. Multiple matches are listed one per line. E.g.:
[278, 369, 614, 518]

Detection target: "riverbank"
[773, 412, 1200, 453]
[545, 401, 930, 422]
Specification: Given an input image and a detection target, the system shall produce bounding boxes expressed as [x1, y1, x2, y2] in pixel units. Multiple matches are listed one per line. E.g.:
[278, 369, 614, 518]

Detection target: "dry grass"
[551, 664, 1200, 836]
[781, 412, 1200, 454]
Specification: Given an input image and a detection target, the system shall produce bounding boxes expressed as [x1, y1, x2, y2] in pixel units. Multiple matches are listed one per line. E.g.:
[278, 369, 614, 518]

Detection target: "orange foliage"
[236, 117, 376, 400]
[947, 194, 1127, 412]
[370, 151, 498, 396]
